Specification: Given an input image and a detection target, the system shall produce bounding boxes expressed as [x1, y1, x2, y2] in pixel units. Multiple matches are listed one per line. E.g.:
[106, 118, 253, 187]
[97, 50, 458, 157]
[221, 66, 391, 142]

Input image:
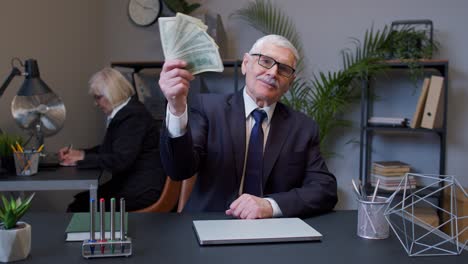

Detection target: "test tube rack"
[82, 238, 132, 258]
[81, 197, 132, 258]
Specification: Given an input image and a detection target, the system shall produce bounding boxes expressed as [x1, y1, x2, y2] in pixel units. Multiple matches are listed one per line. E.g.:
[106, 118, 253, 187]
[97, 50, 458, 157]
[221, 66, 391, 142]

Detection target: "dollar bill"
[158, 13, 223, 75]
[177, 48, 224, 75]
[158, 17, 177, 59]
[173, 30, 218, 57]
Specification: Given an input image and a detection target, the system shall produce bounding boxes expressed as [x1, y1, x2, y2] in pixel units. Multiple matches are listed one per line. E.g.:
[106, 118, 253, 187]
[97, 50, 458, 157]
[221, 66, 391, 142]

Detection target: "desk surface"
[0, 166, 100, 199]
[18, 211, 466, 264]
[0, 166, 99, 182]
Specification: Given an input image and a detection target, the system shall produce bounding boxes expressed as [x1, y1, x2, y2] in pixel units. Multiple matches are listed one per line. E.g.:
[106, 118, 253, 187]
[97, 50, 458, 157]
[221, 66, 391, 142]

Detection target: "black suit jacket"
[77, 96, 165, 211]
[160, 91, 338, 217]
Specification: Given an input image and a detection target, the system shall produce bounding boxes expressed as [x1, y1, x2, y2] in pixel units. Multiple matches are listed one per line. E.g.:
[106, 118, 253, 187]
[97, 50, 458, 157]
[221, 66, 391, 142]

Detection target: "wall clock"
[128, 0, 162, 27]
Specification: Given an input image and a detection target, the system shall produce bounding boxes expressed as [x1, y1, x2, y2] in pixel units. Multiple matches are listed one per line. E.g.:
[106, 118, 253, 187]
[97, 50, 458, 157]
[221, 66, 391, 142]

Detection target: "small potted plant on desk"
[0, 193, 34, 262]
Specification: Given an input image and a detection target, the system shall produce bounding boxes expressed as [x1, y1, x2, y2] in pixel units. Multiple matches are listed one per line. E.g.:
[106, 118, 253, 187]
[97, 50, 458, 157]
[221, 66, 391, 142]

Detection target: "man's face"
[93, 94, 113, 116]
[242, 43, 296, 107]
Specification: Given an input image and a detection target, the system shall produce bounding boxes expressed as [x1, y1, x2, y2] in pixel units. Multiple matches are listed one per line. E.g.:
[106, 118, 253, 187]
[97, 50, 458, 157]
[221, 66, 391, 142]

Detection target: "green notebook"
[65, 212, 128, 242]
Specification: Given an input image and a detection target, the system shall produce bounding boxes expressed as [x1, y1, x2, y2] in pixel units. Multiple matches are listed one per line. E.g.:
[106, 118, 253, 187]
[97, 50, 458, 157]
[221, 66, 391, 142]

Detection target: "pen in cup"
[21, 158, 33, 175]
[351, 179, 362, 199]
[371, 179, 380, 202]
[15, 142, 24, 153]
[36, 144, 44, 153]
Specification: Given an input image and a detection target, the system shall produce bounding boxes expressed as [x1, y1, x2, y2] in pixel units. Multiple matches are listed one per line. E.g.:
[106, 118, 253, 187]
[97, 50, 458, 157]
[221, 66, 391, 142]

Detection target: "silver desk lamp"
[0, 58, 66, 152]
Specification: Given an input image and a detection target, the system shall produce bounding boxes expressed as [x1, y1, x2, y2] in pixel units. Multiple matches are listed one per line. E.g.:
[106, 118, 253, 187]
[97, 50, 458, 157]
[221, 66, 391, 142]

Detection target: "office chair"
[177, 175, 197, 213]
[133, 176, 181, 213]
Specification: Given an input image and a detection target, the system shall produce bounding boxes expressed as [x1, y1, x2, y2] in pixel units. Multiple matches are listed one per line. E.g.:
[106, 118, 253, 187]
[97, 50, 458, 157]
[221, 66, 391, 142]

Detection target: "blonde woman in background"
[59, 67, 165, 211]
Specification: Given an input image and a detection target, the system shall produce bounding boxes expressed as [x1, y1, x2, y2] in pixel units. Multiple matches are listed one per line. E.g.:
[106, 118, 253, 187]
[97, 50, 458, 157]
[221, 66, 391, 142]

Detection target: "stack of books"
[371, 161, 416, 191]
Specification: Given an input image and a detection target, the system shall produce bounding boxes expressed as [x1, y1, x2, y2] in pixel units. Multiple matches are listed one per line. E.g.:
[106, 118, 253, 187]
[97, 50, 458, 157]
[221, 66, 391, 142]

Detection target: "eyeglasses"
[250, 53, 295, 78]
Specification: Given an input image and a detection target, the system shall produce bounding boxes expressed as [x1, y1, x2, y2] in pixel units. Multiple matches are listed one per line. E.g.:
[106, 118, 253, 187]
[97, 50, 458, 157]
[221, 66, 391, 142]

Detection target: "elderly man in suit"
[159, 34, 337, 219]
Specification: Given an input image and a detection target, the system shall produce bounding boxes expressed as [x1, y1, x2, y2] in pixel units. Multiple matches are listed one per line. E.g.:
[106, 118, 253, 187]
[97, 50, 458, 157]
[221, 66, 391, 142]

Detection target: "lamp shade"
[16, 59, 53, 96]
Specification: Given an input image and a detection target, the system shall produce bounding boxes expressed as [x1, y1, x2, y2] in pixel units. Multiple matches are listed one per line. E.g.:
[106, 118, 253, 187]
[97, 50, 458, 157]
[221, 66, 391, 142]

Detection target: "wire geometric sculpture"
[384, 173, 467, 256]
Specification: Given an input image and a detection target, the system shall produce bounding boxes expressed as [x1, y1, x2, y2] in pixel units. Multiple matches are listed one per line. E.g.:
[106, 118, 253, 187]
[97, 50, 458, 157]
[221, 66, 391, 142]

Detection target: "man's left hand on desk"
[226, 194, 273, 219]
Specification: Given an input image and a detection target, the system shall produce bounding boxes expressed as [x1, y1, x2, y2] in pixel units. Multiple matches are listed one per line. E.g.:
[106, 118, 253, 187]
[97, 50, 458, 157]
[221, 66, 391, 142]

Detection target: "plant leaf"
[24, 193, 35, 205]
[2, 196, 10, 212]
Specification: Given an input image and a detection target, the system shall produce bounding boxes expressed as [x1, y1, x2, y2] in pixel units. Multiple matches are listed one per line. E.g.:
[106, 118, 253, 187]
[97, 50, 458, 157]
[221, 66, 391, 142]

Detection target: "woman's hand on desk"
[58, 147, 84, 166]
[59, 161, 77, 167]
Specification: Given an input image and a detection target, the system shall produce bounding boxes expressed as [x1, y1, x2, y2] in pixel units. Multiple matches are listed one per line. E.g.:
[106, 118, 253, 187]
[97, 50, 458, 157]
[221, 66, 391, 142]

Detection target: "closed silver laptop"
[192, 218, 322, 245]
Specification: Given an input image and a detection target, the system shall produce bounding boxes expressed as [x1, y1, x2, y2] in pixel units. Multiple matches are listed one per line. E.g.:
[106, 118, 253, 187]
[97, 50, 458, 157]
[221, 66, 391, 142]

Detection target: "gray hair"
[249, 34, 299, 65]
[88, 67, 135, 108]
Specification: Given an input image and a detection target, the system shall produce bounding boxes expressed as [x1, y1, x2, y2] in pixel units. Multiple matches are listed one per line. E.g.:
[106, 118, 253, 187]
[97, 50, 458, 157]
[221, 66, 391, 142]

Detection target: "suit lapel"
[226, 92, 246, 187]
[263, 103, 290, 186]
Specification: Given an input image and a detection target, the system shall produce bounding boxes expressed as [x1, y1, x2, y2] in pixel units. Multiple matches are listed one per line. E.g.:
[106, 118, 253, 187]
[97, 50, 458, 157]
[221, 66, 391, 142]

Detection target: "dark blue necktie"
[244, 109, 267, 196]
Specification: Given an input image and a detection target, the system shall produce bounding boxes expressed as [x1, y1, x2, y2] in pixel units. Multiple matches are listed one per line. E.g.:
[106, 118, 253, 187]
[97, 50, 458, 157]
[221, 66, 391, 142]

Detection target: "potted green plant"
[387, 25, 440, 89]
[0, 133, 23, 173]
[0, 193, 34, 262]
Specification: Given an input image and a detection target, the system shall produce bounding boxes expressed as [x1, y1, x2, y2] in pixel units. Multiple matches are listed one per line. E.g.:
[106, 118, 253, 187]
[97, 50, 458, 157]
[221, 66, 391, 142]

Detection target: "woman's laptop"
[192, 218, 322, 246]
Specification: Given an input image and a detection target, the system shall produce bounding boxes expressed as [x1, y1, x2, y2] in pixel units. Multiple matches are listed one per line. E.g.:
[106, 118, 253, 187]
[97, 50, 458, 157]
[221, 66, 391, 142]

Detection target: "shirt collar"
[109, 97, 131, 119]
[243, 87, 276, 124]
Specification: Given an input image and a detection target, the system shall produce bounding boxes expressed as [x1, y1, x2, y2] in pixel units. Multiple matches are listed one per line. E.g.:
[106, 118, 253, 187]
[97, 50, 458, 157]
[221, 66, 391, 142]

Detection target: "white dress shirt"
[106, 97, 131, 128]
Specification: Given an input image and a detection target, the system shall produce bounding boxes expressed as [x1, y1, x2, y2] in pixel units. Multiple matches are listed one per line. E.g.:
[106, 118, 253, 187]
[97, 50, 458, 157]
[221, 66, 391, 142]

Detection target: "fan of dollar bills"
[159, 13, 224, 75]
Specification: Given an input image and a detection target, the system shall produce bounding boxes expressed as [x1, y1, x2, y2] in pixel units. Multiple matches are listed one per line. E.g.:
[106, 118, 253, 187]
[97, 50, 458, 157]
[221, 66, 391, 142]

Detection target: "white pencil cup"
[357, 196, 390, 239]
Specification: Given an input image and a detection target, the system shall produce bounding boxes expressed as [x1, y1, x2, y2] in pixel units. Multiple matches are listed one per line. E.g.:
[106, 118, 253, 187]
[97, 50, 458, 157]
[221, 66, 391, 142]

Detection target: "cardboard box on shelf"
[414, 207, 439, 228]
[442, 186, 468, 243]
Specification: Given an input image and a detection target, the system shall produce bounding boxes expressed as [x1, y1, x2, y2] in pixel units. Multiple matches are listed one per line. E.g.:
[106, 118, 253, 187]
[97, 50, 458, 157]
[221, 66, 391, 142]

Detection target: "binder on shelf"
[411, 207, 440, 229]
[421, 75, 444, 129]
[410, 78, 431, 128]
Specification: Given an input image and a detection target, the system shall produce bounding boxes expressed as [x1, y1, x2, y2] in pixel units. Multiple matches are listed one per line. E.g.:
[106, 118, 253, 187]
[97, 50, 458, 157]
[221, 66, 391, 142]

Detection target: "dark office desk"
[0, 167, 100, 200]
[18, 211, 466, 263]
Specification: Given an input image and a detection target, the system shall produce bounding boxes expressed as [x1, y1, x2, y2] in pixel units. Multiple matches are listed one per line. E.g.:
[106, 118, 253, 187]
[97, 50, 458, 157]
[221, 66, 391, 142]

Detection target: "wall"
[0, 0, 107, 150]
[0, 0, 106, 211]
[1, 0, 467, 211]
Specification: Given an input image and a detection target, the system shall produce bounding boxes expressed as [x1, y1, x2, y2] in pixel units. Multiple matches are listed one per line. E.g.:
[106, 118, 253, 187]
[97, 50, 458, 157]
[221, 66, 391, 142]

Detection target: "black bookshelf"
[359, 60, 449, 195]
